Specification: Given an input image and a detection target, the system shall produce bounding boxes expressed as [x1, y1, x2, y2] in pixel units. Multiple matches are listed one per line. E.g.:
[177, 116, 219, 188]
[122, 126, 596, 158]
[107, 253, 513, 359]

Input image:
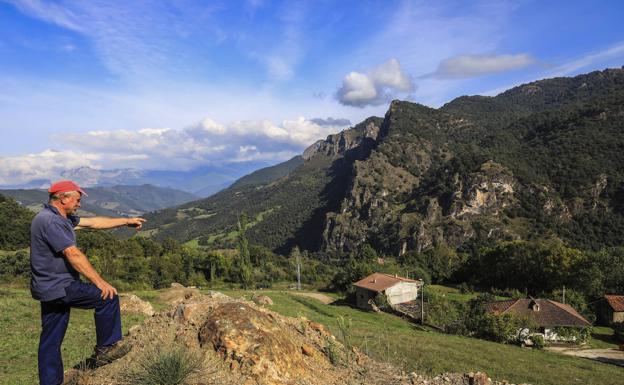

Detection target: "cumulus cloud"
[429, 54, 536, 79]
[63, 117, 338, 168]
[0, 116, 344, 186]
[336, 59, 414, 107]
[0, 150, 99, 186]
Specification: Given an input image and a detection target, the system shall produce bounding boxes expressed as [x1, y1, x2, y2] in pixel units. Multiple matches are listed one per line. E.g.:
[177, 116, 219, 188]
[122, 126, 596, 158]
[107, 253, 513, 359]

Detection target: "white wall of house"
[385, 282, 420, 305]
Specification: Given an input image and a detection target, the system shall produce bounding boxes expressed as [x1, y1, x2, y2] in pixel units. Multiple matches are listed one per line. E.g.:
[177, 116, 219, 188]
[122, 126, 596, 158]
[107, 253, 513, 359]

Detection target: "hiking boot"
[85, 341, 131, 368]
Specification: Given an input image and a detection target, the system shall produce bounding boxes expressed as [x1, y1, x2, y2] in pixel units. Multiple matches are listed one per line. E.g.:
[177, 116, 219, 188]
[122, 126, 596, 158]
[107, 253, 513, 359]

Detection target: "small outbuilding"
[485, 298, 591, 341]
[353, 273, 423, 310]
[600, 295, 624, 324]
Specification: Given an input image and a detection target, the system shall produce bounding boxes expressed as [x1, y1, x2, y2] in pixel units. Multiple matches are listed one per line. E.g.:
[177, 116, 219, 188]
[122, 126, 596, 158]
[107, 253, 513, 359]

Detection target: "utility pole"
[293, 247, 301, 291]
[296, 255, 301, 291]
[421, 283, 425, 325]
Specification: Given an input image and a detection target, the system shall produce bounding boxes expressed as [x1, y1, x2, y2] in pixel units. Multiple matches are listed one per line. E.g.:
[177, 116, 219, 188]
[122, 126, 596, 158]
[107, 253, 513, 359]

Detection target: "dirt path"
[546, 346, 624, 367]
[291, 292, 335, 304]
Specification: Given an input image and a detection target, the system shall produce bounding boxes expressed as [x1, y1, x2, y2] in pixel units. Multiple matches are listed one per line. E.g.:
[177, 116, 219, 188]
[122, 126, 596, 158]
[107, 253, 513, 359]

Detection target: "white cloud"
[0, 115, 346, 186]
[0, 150, 99, 185]
[429, 54, 536, 79]
[62, 116, 339, 167]
[337, 59, 414, 107]
[547, 42, 624, 77]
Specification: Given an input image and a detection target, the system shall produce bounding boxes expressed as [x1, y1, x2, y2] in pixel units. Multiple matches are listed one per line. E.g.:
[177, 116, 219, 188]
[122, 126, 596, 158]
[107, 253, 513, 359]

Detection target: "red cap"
[48, 180, 88, 197]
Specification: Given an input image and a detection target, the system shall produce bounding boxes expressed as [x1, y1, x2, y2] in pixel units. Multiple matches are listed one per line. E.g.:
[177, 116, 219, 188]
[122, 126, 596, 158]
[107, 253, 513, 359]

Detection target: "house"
[484, 298, 591, 341]
[353, 273, 423, 310]
[599, 295, 624, 324]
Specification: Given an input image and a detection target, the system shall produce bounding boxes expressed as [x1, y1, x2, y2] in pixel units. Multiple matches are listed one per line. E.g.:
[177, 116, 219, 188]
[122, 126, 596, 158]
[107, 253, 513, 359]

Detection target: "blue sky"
[1, 0, 623, 186]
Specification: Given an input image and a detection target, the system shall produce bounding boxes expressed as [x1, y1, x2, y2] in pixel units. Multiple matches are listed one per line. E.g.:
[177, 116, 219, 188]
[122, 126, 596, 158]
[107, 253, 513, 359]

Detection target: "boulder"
[119, 294, 154, 316]
[465, 371, 492, 385]
[198, 302, 307, 385]
[157, 286, 201, 305]
[251, 294, 273, 306]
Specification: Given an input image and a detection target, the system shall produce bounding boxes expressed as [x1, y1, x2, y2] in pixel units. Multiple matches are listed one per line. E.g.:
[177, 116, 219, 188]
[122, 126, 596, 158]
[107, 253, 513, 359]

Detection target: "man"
[30, 180, 146, 385]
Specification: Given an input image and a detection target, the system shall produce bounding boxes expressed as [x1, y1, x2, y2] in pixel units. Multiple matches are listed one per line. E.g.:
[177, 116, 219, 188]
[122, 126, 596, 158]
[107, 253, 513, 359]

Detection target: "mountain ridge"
[141, 67, 624, 255]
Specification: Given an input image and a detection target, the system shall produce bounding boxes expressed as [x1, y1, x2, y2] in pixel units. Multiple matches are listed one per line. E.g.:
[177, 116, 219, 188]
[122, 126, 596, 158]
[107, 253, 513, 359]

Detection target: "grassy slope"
[3, 287, 621, 385]
[223, 290, 622, 385]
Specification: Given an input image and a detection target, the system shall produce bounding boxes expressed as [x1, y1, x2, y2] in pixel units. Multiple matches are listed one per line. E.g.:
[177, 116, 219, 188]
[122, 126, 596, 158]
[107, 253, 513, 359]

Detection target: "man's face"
[60, 192, 81, 215]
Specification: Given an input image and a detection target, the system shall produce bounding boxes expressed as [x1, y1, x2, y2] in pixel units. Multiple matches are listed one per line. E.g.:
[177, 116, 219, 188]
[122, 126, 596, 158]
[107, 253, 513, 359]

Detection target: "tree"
[236, 214, 254, 289]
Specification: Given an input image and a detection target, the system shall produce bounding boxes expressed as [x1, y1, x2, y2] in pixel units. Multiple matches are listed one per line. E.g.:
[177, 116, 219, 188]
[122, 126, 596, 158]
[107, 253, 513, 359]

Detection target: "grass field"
[0, 287, 147, 385]
[2, 286, 622, 385]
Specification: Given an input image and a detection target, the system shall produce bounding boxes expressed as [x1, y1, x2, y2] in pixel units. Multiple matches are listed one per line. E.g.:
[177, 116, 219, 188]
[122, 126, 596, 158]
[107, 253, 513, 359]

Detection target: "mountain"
[0, 184, 197, 217]
[141, 67, 624, 255]
[229, 156, 304, 189]
[1, 161, 281, 199]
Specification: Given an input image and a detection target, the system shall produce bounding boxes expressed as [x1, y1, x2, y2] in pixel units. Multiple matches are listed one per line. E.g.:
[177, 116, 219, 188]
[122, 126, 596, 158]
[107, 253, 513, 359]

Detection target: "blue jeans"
[38, 281, 122, 385]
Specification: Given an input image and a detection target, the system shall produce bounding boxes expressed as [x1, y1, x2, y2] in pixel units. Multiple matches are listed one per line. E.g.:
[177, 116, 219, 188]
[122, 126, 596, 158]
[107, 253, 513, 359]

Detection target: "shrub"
[373, 292, 390, 310]
[552, 326, 593, 344]
[124, 347, 202, 385]
[323, 336, 343, 366]
[531, 334, 545, 349]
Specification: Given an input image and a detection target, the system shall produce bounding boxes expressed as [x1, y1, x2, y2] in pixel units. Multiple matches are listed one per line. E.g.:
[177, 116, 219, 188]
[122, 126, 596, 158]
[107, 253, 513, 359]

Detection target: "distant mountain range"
[0, 184, 198, 217]
[139, 67, 624, 255]
[0, 161, 281, 198]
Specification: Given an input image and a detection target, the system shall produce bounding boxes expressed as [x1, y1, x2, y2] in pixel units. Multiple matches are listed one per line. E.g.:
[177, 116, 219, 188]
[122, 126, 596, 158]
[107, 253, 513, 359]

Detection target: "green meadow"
[1, 286, 621, 385]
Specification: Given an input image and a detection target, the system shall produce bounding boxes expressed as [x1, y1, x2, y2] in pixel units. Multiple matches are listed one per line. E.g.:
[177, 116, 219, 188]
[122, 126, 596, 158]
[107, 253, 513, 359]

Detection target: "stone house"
[484, 298, 591, 341]
[600, 295, 624, 324]
[353, 273, 423, 310]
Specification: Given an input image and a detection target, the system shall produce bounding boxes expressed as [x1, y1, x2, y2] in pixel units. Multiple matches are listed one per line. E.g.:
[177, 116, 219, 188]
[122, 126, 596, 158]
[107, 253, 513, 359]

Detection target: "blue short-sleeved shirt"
[30, 203, 81, 302]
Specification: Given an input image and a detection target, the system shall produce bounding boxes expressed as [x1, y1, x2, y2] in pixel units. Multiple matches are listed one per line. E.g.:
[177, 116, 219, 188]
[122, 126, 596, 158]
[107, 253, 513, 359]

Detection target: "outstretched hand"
[126, 217, 146, 230]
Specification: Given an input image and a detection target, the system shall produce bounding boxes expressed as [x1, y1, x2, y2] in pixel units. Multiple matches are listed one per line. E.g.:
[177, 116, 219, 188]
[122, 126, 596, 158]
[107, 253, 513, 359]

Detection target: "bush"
[124, 347, 201, 385]
[373, 293, 390, 310]
[423, 288, 467, 332]
[552, 326, 593, 344]
[531, 334, 545, 349]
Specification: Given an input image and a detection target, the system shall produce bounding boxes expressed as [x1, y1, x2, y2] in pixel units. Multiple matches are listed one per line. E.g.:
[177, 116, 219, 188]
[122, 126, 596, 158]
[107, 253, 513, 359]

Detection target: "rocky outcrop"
[302, 119, 381, 160]
[322, 155, 522, 255]
[119, 294, 154, 316]
[448, 161, 516, 218]
[68, 291, 530, 385]
[75, 292, 424, 385]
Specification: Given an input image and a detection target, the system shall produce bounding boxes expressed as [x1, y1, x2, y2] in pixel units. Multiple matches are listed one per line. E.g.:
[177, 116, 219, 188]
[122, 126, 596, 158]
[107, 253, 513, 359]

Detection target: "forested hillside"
[0, 195, 34, 250]
[142, 67, 624, 256]
[141, 117, 383, 253]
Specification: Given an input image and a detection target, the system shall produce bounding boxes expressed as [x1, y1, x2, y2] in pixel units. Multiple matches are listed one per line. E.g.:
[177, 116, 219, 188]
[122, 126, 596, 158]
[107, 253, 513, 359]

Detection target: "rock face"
[302, 119, 380, 160]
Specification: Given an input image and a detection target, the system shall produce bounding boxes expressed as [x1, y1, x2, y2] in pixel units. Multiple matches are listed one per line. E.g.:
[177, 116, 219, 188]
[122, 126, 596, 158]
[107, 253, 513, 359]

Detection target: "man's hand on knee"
[96, 280, 118, 300]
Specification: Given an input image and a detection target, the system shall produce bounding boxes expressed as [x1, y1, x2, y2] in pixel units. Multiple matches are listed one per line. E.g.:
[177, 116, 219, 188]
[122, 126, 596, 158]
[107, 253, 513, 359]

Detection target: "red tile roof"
[605, 295, 624, 312]
[353, 273, 423, 293]
[484, 298, 591, 327]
